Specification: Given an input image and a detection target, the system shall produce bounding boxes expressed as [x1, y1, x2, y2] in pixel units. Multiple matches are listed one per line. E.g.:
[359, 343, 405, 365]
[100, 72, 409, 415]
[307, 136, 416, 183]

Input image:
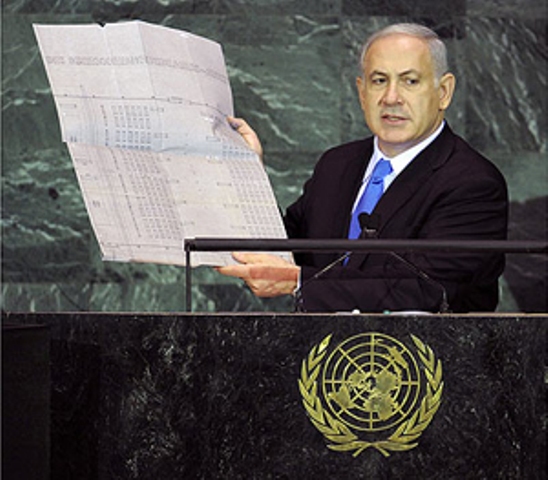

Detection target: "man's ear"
[439, 72, 456, 111]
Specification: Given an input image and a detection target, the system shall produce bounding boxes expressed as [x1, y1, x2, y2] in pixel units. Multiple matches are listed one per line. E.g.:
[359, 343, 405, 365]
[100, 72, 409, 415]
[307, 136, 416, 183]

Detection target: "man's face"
[356, 34, 455, 158]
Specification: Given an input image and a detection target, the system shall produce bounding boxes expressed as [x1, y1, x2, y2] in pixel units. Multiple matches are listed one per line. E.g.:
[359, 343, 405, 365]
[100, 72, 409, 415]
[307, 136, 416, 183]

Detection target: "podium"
[2, 311, 546, 479]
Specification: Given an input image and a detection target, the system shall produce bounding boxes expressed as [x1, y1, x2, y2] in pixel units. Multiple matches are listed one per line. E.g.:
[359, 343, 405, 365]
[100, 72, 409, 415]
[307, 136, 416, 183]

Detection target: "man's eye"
[405, 78, 419, 86]
[371, 77, 386, 85]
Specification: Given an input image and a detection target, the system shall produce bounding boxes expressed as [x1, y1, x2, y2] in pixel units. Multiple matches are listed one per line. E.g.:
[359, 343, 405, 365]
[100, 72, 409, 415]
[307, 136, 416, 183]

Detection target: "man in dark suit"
[218, 23, 508, 313]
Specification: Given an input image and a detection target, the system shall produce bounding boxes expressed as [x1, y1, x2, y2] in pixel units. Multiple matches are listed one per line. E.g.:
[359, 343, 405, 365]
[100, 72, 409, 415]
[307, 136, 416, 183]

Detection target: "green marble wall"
[1, 0, 547, 313]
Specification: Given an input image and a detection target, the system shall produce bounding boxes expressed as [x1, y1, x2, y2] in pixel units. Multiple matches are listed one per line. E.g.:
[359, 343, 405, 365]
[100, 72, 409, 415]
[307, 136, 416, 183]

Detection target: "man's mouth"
[381, 113, 407, 123]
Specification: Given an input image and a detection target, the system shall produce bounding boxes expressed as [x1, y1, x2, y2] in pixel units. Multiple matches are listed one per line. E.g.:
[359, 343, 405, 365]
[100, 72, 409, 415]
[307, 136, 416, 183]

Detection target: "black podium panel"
[2, 324, 50, 480]
[2, 312, 546, 479]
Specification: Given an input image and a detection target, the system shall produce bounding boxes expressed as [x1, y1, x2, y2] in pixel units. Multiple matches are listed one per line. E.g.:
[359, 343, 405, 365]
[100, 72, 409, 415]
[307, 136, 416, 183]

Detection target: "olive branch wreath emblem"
[298, 333, 443, 457]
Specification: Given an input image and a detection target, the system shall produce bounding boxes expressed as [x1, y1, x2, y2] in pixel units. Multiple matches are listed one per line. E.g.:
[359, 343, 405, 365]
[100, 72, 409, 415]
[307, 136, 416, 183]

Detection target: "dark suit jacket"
[284, 125, 508, 313]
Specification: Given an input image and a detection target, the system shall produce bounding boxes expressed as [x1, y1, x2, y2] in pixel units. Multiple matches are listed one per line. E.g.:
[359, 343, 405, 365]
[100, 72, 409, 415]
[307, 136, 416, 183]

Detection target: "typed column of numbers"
[121, 149, 182, 242]
[112, 104, 153, 151]
[226, 156, 278, 236]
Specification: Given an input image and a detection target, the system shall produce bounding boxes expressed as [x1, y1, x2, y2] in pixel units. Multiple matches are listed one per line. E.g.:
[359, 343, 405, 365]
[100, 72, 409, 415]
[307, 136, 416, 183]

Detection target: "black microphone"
[358, 212, 380, 239]
[358, 213, 450, 313]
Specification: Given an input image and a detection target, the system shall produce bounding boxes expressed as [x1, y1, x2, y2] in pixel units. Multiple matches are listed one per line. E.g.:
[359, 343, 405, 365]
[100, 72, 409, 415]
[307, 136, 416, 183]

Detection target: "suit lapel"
[333, 140, 374, 238]
[377, 125, 455, 229]
[346, 125, 456, 268]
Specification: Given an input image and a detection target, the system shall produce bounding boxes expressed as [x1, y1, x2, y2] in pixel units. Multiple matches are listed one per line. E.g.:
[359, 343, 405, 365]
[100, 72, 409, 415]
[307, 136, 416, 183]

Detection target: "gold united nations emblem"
[298, 332, 443, 457]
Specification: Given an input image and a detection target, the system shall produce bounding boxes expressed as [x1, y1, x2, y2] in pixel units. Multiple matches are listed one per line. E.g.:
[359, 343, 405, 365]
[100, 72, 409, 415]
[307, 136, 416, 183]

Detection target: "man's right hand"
[228, 116, 263, 161]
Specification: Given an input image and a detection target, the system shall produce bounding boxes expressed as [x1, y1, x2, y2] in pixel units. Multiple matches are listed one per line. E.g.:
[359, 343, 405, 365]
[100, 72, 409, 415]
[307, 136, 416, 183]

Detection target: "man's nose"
[381, 82, 402, 105]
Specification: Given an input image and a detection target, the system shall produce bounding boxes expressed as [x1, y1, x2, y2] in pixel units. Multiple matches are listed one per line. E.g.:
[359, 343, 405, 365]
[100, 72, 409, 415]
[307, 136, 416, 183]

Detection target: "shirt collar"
[367, 121, 446, 180]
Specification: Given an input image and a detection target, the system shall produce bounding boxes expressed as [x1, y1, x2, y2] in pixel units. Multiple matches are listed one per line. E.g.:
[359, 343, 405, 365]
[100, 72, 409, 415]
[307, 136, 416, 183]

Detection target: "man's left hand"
[216, 252, 299, 297]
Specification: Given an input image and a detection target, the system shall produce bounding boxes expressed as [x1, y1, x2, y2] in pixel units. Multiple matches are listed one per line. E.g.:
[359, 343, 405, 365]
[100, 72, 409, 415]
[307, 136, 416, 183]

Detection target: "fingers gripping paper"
[34, 21, 291, 267]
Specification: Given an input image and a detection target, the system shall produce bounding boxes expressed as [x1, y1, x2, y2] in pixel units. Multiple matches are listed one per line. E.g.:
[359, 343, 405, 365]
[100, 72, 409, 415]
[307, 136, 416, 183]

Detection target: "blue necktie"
[348, 159, 392, 239]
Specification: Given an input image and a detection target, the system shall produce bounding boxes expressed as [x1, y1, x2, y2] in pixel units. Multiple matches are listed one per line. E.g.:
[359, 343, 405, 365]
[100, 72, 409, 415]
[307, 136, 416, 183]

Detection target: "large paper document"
[34, 21, 291, 266]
